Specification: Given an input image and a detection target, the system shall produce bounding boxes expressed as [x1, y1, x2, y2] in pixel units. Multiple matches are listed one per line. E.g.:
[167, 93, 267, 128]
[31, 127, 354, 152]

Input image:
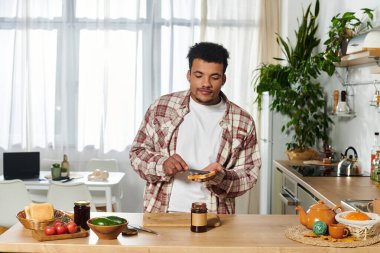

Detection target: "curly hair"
[187, 42, 230, 73]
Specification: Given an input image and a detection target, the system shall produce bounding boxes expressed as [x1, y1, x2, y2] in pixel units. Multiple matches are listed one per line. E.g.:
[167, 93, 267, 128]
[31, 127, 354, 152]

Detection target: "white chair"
[86, 159, 122, 211]
[47, 181, 96, 213]
[87, 159, 119, 172]
[0, 180, 32, 228]
[28, 158, 61, 203]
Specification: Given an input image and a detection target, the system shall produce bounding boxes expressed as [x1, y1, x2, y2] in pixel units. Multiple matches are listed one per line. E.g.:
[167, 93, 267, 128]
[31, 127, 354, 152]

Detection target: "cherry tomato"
[53, 220, 64, 229]
[56, 225, 68, 235]
[45, 226, 56, 236]
[66, 221, 78, 234]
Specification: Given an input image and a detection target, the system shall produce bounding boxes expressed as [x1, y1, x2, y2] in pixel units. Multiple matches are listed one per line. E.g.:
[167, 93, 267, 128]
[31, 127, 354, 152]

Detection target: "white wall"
[273, 0, 380, 174]
[318, 0, 380, 173]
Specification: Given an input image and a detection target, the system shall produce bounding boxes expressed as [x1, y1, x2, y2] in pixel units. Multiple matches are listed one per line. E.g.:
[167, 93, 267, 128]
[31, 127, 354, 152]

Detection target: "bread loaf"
[24, 203, 54, 221]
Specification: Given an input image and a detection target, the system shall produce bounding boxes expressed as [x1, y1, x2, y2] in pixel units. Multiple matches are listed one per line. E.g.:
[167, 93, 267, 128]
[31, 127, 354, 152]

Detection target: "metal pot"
[337, 146, 362, 176]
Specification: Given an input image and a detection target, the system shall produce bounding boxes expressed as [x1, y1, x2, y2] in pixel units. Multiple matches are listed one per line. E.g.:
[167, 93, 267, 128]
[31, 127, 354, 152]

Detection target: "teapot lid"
[309, 201, 331, 210]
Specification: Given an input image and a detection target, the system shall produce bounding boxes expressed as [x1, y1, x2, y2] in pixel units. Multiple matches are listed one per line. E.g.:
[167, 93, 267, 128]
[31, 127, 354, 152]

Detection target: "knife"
[187, 168, 209, 175]
[128, 224, 159, 235]
[61, 178, 74, 183]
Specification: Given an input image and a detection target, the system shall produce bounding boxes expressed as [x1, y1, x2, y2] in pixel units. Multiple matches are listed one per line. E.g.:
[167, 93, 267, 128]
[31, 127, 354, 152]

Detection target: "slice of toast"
[187, 170, 217, 181]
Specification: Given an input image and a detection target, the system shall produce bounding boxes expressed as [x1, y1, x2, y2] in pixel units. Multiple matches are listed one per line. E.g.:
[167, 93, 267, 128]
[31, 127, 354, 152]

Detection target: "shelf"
[336, 49, 380, 67]
[333, 48, 380, 85]
[329, 112, 356, 118]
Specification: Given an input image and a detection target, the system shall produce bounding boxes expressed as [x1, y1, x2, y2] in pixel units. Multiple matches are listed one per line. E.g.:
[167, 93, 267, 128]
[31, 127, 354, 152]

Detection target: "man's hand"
[202, 162, 223, 172]
[163, 154, 188, 176]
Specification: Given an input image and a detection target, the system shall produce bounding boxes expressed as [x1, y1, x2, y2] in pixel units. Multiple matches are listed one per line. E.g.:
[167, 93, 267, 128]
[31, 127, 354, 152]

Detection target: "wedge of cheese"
[25, 203, 54, 221]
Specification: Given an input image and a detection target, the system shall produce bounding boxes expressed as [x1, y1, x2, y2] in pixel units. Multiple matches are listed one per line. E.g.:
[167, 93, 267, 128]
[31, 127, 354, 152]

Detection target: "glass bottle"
[372, 90, 380, 107]
[191, 202, 207, 233]
[371, 132, 380, 181]
[373, 153, 380, 182]
[332, 90, 339, 114]
[61, 154, 70, 177]
[336, 90, 350, 114]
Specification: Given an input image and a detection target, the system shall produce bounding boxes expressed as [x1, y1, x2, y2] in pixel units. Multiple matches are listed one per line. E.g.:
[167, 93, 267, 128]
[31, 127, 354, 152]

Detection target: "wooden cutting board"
[31, 228, 89, 241]
[143, 212, 221, 227]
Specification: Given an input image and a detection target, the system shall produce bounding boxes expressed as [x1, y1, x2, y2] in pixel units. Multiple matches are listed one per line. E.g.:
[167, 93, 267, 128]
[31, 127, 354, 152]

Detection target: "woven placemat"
[285, 225, 380, 248]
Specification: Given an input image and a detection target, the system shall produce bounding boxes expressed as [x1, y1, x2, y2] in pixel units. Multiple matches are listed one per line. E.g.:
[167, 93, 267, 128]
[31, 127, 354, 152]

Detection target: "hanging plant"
[323, 8, 374, 66]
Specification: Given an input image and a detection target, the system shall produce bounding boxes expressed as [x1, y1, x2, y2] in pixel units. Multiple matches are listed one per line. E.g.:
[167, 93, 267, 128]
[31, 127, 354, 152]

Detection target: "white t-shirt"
[168, 96, 226, 212]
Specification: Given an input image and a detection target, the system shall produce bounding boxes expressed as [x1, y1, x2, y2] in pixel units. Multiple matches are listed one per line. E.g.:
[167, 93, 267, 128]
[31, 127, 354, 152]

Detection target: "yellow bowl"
[87, 218, 128, 240]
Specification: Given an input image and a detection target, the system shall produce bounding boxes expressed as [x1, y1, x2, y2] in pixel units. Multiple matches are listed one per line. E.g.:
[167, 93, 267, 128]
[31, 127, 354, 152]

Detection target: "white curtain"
[202, 0, 261, 116]
[0, 0, 263, 212]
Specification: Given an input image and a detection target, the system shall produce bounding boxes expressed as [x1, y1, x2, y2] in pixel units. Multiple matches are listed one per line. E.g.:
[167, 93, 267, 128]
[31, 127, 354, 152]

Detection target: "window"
[0, 0, 259, 153]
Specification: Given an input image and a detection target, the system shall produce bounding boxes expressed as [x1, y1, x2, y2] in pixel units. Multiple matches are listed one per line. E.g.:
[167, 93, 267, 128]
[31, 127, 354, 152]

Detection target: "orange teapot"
[295, 201, 343, 229]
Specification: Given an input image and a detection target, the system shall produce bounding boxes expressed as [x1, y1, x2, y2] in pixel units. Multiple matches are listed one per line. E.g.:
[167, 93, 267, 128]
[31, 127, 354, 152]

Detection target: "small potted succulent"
[51, 163, 61, 180]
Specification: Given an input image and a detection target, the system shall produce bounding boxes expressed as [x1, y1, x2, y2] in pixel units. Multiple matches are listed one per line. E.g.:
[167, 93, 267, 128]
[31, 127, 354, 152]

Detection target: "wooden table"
[0, 213, 379, 253]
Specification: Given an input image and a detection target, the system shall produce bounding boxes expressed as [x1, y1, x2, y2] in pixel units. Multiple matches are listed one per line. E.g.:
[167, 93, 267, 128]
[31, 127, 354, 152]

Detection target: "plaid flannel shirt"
[129, 90, 261, 214]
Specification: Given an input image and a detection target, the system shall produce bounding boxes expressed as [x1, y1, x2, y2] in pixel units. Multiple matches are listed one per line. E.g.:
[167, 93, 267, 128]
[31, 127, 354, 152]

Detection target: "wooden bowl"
[87, 218, 128, 240]
[16, 209, 65, 230]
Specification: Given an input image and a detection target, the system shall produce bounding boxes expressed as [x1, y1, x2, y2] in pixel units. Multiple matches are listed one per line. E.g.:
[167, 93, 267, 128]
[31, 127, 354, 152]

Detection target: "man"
[129, 42, 261, 214]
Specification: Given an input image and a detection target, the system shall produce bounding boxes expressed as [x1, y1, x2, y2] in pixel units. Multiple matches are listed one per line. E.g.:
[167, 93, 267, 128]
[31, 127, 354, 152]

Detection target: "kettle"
[337, 146, 362, 176]
[295, 201, 341, 229]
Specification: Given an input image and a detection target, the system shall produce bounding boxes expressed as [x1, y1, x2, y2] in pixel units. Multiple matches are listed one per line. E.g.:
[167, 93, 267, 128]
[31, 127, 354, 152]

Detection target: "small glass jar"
[74, 200, 91, 230]
[191, 202, 207, 233]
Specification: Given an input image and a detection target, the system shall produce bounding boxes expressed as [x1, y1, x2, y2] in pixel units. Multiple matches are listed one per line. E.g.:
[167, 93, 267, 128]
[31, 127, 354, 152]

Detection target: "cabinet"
[271, 167, 283, 214]
[271, 165, 319, 215]
[271, 167, 297, 215]
[297, 185, 318, 211]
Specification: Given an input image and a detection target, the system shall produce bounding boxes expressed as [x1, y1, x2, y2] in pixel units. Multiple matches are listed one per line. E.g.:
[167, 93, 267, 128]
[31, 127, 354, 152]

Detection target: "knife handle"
[62, 178, 73, 183]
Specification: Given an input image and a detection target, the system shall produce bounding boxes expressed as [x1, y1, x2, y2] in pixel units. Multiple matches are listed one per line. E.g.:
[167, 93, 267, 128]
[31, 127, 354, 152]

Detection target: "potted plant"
[52, 163, 61, 168]
[323, 8, 374, 66]
[51, 163, 62, 180]
[254, 0, 334, 160]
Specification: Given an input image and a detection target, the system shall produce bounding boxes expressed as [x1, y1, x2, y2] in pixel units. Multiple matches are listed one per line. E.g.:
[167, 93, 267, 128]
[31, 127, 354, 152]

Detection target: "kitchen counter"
[0, 212, 379, 252]
[275, 160, 380, 208]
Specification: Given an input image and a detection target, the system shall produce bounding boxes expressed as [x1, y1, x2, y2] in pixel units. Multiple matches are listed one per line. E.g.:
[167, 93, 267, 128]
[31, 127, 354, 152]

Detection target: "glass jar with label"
[191, 202, 207, 233]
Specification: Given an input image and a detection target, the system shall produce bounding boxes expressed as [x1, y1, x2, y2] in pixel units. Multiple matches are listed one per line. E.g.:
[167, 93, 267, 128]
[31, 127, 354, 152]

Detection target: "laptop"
[3, 152, 40, 180]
